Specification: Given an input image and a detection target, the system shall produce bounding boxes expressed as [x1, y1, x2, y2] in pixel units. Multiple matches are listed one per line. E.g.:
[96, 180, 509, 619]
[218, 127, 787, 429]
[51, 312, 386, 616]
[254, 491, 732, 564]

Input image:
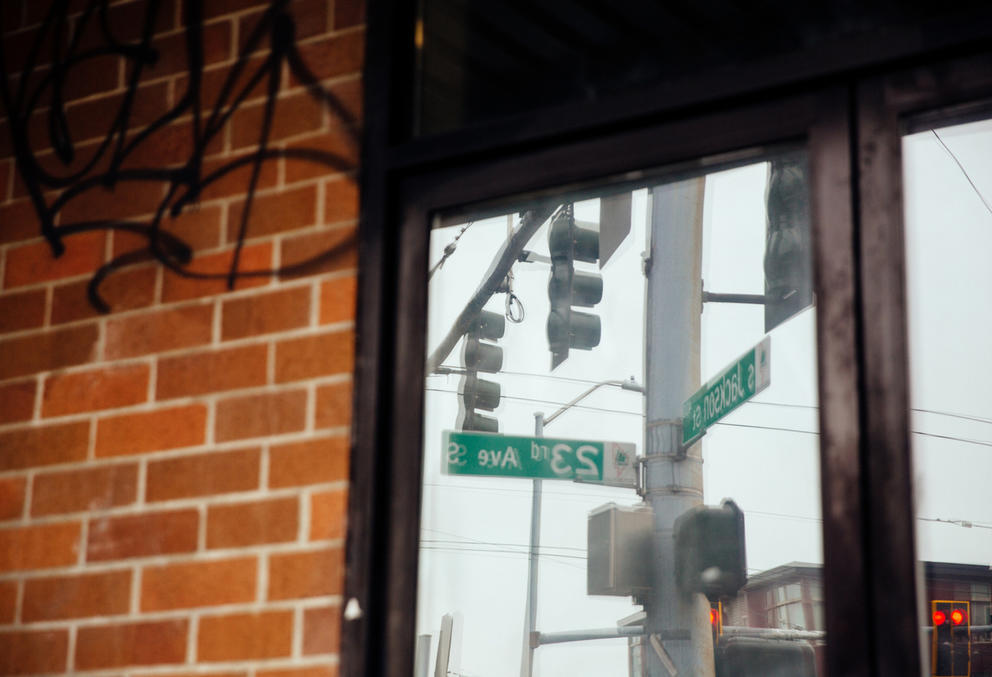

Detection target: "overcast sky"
[415, 118, 992, 676]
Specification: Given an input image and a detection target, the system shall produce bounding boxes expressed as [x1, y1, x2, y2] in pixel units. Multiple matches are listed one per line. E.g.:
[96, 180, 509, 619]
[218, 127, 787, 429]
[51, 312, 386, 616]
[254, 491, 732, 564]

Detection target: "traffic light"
[764, 157, 813, 332]
[710, 601, 724, 646]
[674, 499, 747, 601]
[547, 206, 603, 369]
[932, 600, 971, 676]
[456, 310, 505, 432]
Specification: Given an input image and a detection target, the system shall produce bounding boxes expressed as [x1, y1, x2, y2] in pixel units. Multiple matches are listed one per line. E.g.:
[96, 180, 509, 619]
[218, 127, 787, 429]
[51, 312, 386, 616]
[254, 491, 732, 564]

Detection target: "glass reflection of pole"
[521, 378, 644, 677]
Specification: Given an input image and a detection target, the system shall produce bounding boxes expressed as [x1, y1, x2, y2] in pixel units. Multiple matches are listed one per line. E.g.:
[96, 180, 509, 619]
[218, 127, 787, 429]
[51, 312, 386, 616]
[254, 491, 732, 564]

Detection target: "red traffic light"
[951, 608, 966, 625]
[710, 608, 719, 626]
[933, 610, 947, 625]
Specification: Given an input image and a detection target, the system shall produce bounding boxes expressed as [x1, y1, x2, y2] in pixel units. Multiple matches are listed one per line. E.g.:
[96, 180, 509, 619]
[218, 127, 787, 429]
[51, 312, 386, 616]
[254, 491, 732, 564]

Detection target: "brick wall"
[0, 1, 361, 675]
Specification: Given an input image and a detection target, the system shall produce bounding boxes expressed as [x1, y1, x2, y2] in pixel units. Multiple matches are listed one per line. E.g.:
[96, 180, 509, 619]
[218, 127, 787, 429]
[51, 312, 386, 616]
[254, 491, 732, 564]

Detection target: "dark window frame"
[346, 3, 992, 675]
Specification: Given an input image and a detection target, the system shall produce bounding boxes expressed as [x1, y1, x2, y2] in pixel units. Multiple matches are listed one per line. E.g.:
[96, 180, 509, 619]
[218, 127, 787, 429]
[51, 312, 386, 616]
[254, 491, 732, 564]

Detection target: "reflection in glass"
[418, 151, 822, 675]
[904, 118, 992, 677]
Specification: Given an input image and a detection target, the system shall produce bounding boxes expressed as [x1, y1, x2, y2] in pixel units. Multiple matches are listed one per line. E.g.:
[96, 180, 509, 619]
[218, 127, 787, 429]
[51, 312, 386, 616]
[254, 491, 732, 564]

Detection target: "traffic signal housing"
[764, 157, 813, 332]
[456, 310, 505, 433]
[674, 499, 747, 601]
[547, 206, 603, 369]
[932, 600, 971, 677]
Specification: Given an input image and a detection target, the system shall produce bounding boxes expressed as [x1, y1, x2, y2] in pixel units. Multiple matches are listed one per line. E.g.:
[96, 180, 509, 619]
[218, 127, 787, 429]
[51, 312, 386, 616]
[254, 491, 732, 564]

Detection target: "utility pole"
[520, 378, 644, 677]
[643, 179, 713, 676]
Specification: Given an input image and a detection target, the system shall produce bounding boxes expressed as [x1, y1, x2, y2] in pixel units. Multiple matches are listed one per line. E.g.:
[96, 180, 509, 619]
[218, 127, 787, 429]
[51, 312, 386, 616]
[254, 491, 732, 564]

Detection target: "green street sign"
[682, 336, 771, 446]
[442, 431, 637, 487]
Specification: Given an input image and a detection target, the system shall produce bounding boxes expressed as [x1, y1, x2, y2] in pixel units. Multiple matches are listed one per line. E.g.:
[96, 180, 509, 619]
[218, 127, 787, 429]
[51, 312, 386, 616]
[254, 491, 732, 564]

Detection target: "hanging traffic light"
[547, 206, 603, 369]
[456, 310, 505, 433]
[764, 157, 814, 333]
[932, 600, 971, 677]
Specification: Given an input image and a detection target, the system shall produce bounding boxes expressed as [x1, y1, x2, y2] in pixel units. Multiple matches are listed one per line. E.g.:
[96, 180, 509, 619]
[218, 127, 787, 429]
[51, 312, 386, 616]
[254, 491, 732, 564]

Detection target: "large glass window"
[904, 116, 992, 677]
[417, 149, 824, 675]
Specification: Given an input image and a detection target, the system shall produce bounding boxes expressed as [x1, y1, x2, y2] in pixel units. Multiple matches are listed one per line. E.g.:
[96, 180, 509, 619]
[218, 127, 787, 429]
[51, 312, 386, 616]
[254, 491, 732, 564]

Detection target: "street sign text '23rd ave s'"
[443, 431, 638, 488]
[682, 336, 771, 446]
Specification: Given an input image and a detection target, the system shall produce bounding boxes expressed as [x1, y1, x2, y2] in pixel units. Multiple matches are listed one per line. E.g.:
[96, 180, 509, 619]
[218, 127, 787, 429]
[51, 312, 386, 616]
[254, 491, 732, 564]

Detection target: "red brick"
[0, 582, 16, 623]
[161, 242, 272, 302]
[105, 305, 213, 359]
[113, 205, 223, 258]
[179, 54, 270, 112]
[74, 0, 176, 50]
[283, 128, 359, 184]
[0, 421, 89, 472]
[214, 390, 307, 442]
[227, 184, 318, 241]
[87, 509, 198, 562]
[324, 177, 358, 223]
[120, 122, 196, 169]
[2, 25, 53, 73]
[303, 605, 341, 655]
[268, 547, 342, 600]
[292, 30, 364, 82]
[95, 404, 207, 457]
[221, 286, 310, 340]
[0, 629, 68, 674]
[315, 380, 352, 429]
[334, 0, 365, 29]
[269, 436, 349, 488]
[59, 179, 166, 224]
[146, 448, 260, 502]
[157, 344, 268, 400]
[275, 330, 353, 382]
[1, 2, 22, 32]
[237, 0, 327, 55]
[206, 496, 298, 548]
[0, 522, 81, 572]
[51, 266, 157, 323]
[0, 159, 9, 201]
[61, 82, 170, 143]
[319, 274, 356, 325]
[62, 53, 121, 101]
[42, 363, 149, 417]
[3, 230, 106, 288]
[193, 148, 279, 201]
[198, 611, 292, 662]
[310, 489, 347, 541]
[22, 570, 131, 621]
[190, 0, 269, 22]
[279, 225, 357, 278]
[133, 21, 230, 82]
[0, 380, 35, 426]
[76, 619, 188, 669]
[230, 91, 324, 149]
[0, 324, 98, 380]
[0, 289, 44, 333]
[0, 199, 41, 245]
[32, 463, 138, 517]
[141, 556, 256, 611]
[0, 476, 25, 521]
[259, 667, 336, 677]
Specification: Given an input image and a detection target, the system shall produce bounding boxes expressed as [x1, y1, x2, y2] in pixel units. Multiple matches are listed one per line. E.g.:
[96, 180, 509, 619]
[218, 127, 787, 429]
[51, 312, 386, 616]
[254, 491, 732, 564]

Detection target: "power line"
[425, 386, 643, 418]
[931, 129, 992, 219]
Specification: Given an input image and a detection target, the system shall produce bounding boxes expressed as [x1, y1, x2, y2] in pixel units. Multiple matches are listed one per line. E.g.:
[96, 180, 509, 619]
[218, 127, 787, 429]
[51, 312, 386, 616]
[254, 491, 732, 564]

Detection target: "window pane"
[904, 117, 992, 677]
[418, 149, 825, 675]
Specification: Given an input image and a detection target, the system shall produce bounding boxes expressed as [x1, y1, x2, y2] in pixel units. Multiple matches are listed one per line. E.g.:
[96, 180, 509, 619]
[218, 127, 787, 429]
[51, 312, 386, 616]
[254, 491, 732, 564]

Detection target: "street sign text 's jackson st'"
[442, 431, 638, 488]
[682, 336, 771, 446]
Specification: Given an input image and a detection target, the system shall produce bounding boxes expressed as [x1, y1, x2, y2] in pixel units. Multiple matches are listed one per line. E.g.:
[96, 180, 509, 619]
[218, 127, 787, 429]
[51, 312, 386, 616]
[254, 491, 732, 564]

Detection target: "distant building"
[723, 561, 992, 676]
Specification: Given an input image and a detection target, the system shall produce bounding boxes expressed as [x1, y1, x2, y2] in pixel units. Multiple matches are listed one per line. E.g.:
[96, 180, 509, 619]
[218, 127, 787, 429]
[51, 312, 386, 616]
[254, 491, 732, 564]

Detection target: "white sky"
[415, 120, 992, 676]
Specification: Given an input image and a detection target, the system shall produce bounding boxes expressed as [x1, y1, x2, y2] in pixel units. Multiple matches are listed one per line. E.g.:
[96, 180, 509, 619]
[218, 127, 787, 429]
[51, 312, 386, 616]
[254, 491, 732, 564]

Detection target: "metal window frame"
[345, 1, 992, 675]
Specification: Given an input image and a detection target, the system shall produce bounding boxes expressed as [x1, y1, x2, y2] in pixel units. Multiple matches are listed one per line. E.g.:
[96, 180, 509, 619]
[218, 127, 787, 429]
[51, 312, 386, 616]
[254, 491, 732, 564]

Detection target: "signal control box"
[587, 502, 653, 597]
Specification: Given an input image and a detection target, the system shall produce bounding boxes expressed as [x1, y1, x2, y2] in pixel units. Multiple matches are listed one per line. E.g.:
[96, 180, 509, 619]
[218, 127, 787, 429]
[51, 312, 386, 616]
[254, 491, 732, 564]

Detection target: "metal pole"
[643, 178, 713, 676]
[521, 413, 544, 677]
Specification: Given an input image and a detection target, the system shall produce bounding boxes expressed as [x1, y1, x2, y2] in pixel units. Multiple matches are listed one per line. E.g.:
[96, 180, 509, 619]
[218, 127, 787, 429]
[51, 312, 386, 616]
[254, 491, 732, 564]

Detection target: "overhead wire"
[931, 129, 992, 219]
